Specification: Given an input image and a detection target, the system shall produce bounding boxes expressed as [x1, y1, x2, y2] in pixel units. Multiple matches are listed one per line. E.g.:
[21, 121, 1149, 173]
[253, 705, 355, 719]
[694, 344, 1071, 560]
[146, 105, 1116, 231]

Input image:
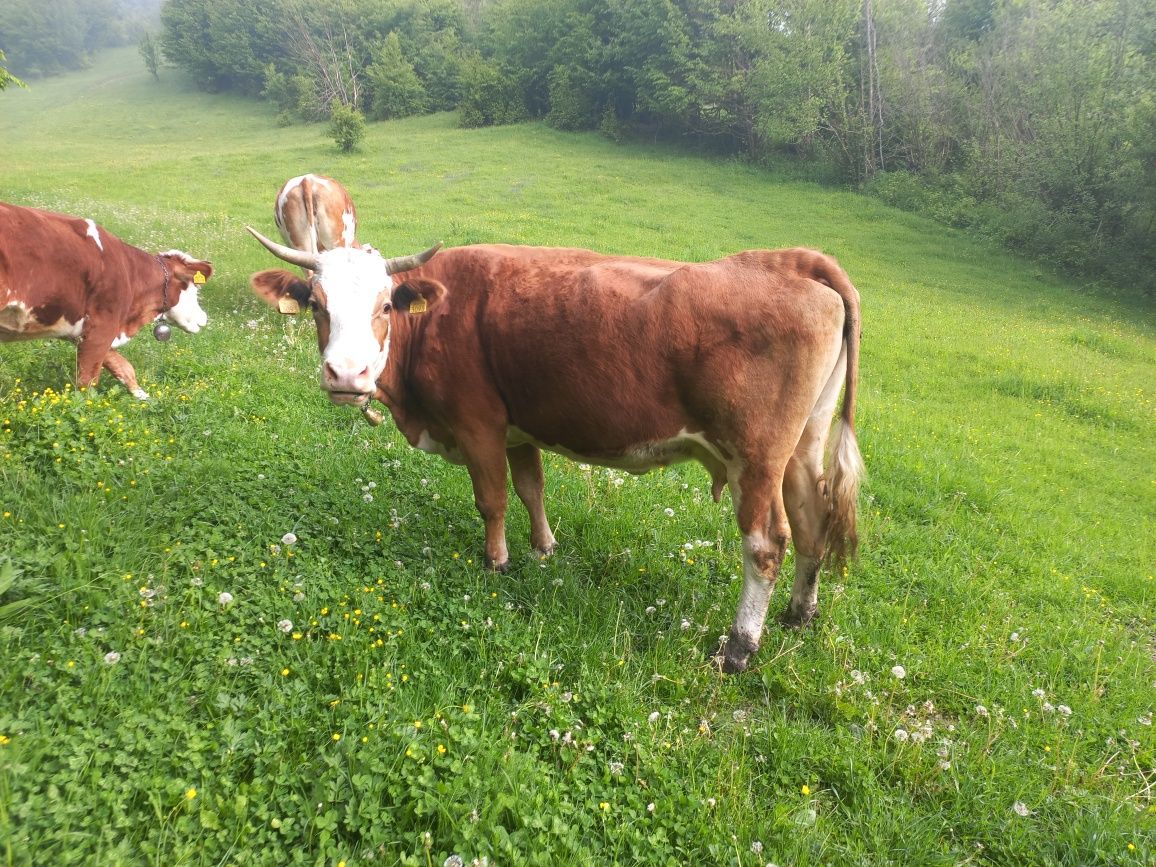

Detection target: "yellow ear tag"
[278, 297, 301, 314]
[193, 271, 207, 285]
[408, 297, 428, 315]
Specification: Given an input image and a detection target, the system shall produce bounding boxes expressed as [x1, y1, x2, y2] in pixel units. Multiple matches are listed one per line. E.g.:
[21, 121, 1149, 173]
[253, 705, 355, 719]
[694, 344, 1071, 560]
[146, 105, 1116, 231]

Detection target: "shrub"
[328, 103, 367, 152]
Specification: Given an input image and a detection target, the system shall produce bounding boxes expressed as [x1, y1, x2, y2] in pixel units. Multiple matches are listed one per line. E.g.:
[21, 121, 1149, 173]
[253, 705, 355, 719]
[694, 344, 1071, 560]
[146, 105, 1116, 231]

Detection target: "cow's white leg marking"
[85, 219, 104, 251]
[718, 462, 790, 673]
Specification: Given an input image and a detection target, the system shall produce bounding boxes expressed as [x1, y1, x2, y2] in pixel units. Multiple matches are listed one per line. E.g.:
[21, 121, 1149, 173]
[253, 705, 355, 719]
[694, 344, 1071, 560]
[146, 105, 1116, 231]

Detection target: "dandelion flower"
[185, 787, 197, 800]
[801, 784, 810, 796]
[331, 733, 341, 742]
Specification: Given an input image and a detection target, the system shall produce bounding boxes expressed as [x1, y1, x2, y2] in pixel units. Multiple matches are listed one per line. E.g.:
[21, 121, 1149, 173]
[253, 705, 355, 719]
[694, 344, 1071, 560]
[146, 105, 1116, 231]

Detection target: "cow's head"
[159, 251, 213, 333]
[247, 227, 442, 405]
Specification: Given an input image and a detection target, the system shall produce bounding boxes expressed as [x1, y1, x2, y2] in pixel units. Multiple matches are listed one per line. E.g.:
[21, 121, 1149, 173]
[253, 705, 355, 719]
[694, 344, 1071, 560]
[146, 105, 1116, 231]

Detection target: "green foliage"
[366, 32, 428, 121]
[0, 48, 1153, 865]
[328, 101, 366, 152]
[545, 64, 597, 131]
[456, 53, 526, 128]
[138, 31, 160, 81]
[0, 49, 26, 90]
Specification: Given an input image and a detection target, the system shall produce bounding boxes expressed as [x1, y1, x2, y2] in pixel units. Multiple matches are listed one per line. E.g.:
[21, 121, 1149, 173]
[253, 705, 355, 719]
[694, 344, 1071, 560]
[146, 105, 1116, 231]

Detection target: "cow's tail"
[786, 248, 865, 570]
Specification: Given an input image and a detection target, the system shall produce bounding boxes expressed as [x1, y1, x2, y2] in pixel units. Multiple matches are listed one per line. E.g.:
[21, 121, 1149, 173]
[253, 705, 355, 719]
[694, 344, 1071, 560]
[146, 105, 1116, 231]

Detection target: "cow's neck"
[374, 315, 432, 447]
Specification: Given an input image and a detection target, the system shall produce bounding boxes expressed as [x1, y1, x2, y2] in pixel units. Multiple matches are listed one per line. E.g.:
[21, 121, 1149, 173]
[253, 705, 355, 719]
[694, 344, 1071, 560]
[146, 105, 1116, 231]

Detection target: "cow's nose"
[323, 360, 372, 390]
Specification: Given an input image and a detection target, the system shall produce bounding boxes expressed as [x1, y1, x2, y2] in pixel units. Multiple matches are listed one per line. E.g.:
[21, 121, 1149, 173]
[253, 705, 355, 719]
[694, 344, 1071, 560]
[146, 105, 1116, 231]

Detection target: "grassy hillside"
[1, 47, 1153, 866]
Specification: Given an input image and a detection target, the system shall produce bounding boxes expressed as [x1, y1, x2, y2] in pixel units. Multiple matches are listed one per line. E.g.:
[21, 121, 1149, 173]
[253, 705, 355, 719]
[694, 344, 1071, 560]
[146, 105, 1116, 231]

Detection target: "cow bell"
[153, 322, 172, 342]
[361, 404, 385, 426]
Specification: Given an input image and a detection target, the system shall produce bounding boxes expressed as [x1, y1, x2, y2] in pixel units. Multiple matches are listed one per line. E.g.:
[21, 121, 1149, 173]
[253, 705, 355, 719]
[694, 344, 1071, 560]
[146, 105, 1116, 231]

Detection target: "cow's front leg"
[507, 443, 556, 557]
[717, 463, 790, 674]
[74, 326, 117, 390]
[461, 433, 513, 572]
[102, 350, 148, 400]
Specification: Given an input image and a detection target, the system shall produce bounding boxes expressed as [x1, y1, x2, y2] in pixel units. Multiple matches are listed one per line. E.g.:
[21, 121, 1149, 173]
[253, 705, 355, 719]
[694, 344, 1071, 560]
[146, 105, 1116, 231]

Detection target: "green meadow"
[1, 48, 1153, 866]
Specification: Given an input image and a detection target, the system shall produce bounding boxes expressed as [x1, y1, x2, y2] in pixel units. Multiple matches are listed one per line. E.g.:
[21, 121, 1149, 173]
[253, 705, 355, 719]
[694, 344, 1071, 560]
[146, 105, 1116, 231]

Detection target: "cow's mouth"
[327, 390, 372, 407]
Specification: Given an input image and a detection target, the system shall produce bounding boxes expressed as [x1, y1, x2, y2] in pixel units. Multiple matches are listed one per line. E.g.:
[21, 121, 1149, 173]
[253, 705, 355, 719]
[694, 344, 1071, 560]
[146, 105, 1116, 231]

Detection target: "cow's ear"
[392, 278, 446, 316]
[169, 257, 214, 285]
[251, 269, 312, 315]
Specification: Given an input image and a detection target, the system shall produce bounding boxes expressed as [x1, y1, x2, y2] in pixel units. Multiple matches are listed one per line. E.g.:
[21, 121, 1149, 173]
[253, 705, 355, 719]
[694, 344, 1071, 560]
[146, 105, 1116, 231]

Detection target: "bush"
[457, 55, 526, 128]
[328, 103, 367, 152]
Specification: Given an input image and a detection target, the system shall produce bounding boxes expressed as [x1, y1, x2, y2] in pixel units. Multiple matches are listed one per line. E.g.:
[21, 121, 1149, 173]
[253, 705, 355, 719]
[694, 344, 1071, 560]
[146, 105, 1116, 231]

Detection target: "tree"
[139, 31, 161, 80]
[0, 49, 26, 90]
[366, 32, 428, 120]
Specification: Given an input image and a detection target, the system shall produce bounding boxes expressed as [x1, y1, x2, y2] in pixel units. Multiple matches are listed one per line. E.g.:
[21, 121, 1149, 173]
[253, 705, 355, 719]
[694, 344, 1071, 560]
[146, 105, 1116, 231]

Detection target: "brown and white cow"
[274, 174, 359, 270]
[0, 202, 212, 399]
[248, 233, 864, 673]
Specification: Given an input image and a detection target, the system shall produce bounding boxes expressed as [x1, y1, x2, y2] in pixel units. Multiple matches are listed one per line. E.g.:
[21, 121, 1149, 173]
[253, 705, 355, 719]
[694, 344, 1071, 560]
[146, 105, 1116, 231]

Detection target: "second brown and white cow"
[247, 232, 864, 674]
[274, 174, 359, 270]
[0, 202, 212, 398]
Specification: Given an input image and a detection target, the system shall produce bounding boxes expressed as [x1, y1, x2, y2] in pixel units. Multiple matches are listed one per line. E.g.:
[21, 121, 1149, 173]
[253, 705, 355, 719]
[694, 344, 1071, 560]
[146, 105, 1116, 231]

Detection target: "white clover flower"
[648, 711, 661, 724]
[706, 797, 716, 808]
[890, 665, 906, 679]
[1057, 704, 1072, 716]
[645, 606, 656, 616]
[549, 729, 560, 741]
[444, 856, 464, 867]
[664, 508, 675, 517]
[893, 728, 909, 742]
[609, 761, 624, 776]
[1032, 687, 1046, 699]
[1042, 702, 1055, 713]
[1138, 713, 1152, 727]
[647, 802, 655, 813]
[1012, 801, 1030, 817]
[103, 651, 121, 665]
[218, 592, 234, 606]
[277, 619, 293, 633]
[680, 619, 692, 631]
[363, 493, 374, 502]
[281, 532, 298, 546]
[190, 576, 204, 587]
[751, 841, 763, 855]
[976, 705, 989, 718]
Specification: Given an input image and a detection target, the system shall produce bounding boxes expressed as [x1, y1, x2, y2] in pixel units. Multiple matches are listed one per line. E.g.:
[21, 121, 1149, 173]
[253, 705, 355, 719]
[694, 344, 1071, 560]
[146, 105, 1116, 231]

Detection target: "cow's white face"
[310, 248, 394, 404]
[248, 229, 442, 405]
[167, 283, 208, 333]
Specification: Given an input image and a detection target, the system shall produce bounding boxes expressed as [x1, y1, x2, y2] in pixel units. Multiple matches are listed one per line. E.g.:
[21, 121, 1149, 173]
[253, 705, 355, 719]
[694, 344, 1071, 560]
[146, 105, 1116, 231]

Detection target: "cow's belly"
[0, 302, 84, 341]
[508, 425, 732, 475]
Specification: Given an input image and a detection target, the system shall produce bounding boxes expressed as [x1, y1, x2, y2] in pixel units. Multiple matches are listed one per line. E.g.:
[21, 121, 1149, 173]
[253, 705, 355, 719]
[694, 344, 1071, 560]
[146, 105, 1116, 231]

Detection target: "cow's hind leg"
[103, 350, 148, 400]
[782, 445, 826, 628]
[782, 346, 847, 626]
[75, 326, 117, 390]
[507, 444, 556, 557]
[718, 462, 790, 674]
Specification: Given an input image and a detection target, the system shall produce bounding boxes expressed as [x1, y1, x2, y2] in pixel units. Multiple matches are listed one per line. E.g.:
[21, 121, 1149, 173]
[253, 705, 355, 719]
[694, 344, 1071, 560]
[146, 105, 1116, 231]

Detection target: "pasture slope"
[0, 48, 1152, 866]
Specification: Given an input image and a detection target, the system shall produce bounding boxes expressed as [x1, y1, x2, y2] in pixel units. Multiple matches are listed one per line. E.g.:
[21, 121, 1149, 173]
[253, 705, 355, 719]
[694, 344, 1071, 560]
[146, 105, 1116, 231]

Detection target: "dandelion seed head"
[103, 651, 121, 665]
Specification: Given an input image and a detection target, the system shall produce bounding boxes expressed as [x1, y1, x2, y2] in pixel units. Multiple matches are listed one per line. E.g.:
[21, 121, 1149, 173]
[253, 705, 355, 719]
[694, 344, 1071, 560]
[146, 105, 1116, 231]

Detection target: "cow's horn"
[246, 226, 321, 273]
[384, 243, 442, 275]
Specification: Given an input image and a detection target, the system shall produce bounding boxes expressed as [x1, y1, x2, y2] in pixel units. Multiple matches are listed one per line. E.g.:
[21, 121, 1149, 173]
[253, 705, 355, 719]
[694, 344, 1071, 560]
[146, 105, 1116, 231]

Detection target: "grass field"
[1, 47, 1153, 866]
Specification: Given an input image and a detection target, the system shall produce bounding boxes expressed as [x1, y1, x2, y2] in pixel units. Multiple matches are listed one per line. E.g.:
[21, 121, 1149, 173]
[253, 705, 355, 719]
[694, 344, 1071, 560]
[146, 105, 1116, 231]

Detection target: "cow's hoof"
[132, 389, 150, 400]
[712, 633, 757, 674]
[781, 605, 817, 629]
[487, 558, 511, 574]
[532, 543, 556, 559]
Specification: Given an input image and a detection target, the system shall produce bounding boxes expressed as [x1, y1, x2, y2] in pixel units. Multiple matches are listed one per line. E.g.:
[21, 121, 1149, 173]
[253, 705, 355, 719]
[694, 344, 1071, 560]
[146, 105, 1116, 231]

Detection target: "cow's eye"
[382, 301, 392, 314]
